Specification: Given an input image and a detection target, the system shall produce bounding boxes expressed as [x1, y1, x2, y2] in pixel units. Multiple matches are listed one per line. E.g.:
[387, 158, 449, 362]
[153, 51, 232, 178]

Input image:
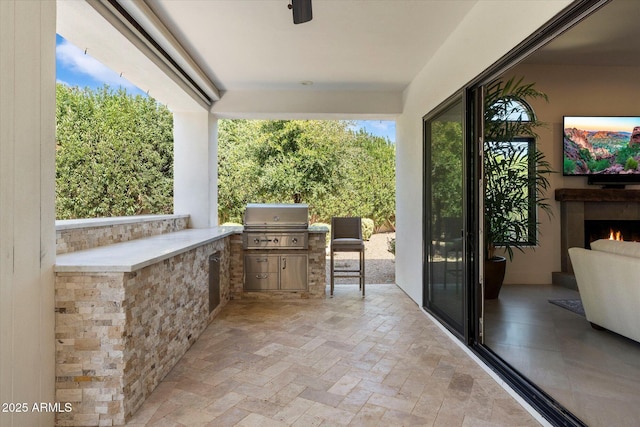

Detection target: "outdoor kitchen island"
[229, 203, 328, 299]
[53, 209, 327, 426]
[54, 226, 238, 426]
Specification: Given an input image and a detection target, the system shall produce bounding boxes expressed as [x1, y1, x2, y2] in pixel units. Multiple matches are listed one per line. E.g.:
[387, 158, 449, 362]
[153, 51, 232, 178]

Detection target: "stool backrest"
[331, 217, 362, 240]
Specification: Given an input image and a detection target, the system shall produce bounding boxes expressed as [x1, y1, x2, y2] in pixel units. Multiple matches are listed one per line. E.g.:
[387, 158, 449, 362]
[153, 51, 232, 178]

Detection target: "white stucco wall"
[174, 112, 219, 228]
[394, 0, 574, 304]
[0, 1, 56, 426]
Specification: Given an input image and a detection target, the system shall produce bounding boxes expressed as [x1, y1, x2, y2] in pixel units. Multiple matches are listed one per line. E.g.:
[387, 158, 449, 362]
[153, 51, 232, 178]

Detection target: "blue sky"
[351, 120, 396, 143]
[56, 34, 396, 142]
[56, 34, 147, 96]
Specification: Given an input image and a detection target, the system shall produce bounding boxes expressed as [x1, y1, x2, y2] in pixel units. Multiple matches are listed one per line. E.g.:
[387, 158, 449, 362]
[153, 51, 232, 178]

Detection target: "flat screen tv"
[563, 116, 640, 187]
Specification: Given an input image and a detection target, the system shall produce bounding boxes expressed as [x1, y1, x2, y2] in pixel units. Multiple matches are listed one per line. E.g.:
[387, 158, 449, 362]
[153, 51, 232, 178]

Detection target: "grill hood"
[243, 203, 309, 229]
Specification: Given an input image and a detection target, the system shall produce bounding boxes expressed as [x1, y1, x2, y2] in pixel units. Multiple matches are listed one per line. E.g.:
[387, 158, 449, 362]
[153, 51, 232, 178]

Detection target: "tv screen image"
[563, 116, 640, 179]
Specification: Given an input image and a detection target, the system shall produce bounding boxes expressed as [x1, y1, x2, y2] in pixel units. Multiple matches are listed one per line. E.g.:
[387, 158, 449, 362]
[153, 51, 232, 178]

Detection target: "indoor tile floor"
[126, 284, 540, 426]
[485, 283, 640, 427]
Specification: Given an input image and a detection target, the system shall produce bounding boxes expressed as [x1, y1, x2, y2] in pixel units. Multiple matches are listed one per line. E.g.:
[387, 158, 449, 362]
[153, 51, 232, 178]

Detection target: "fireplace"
[554, 189, 640, 289]
[584, 220, 640, 248]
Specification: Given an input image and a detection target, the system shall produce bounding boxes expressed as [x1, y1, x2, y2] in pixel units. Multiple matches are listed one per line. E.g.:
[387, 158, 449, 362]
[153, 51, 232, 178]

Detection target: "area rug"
[548, 298, 585, 317]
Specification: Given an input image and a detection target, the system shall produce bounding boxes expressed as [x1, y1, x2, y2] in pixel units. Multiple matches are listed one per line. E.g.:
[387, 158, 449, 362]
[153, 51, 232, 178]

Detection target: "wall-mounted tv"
[563, 116, 640, 187]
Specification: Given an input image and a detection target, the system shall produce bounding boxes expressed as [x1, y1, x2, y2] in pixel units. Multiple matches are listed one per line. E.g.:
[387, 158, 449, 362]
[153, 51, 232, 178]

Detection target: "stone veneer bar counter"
[54, 227, 238, 426]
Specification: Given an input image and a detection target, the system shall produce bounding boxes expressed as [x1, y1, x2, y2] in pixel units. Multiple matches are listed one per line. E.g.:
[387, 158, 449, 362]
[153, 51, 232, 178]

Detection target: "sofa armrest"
[569, 247, 640, 343]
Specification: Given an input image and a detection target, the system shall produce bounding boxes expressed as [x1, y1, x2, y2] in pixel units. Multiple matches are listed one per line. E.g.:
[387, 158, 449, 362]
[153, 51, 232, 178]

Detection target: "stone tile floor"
[126, 284, 540, 426]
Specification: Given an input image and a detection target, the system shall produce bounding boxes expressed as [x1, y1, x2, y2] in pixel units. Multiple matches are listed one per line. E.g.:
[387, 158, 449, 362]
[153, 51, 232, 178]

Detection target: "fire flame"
[608, 229, 623, 241]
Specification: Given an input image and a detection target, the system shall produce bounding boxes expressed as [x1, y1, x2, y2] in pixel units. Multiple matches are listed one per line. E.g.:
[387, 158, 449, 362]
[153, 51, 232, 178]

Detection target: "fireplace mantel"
[553, 188, 640, 289]
[555, 188, 640, 202]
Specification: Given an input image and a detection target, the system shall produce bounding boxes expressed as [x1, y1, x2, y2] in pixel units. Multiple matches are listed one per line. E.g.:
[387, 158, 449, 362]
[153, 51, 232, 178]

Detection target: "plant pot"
[484, 256, 506, 299]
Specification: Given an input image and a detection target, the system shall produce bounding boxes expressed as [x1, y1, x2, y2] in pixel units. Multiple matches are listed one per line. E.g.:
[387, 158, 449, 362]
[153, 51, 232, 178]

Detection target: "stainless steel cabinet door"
[279, 255, 308, 291]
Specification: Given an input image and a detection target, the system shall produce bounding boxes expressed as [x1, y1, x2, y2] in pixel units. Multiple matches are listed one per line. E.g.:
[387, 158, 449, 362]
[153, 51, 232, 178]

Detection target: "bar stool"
[330, 217, 365, 297]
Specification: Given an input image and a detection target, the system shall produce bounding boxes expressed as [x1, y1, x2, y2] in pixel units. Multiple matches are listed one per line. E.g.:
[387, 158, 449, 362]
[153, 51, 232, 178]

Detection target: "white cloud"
[56, 39, 140, 91]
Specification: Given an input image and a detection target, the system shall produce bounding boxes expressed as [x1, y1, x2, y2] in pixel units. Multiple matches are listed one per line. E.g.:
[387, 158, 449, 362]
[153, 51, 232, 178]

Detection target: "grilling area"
[235, 203, 327, 298]
[53, 208, 328, 425]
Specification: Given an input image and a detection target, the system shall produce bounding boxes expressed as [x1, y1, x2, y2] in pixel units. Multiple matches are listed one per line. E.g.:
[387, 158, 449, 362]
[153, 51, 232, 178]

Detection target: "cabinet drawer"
[244, 255, 279, 273]
[244, 272, 279, 291]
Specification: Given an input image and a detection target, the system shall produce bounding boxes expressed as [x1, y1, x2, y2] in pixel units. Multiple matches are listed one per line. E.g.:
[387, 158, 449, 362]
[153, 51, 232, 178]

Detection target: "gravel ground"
[326, 231, 396, 285]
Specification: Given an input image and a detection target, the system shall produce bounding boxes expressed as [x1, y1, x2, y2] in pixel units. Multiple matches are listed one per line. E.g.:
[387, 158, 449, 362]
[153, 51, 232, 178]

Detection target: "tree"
[55, 84, 173, 219]
[430, 120, 463, 221]
[251, 120, 348, 204]
[217, 119, 262, 223]
[217, 119, 396, 228]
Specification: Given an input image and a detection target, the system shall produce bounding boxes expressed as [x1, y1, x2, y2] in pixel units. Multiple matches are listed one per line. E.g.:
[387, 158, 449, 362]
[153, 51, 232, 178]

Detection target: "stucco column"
[173, 111, 218, 228]
[0, 1, 56, 425]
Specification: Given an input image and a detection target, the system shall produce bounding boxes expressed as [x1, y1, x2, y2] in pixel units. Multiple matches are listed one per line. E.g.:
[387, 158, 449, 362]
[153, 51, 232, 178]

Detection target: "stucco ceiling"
[56, 0, 636, 113]
[524, 0, 640, 67]
[145, 0, 475, 93]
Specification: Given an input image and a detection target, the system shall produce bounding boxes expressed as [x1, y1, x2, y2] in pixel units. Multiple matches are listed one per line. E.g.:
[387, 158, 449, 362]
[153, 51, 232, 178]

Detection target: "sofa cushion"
[590, 239, 640, 259]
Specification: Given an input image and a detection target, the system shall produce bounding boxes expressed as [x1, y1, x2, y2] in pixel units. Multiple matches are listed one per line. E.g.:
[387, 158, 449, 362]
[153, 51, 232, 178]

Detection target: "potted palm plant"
[483, 76, 554, 298]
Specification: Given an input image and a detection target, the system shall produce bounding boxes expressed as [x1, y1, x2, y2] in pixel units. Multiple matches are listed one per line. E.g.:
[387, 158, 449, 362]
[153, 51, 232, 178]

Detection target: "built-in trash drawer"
[244, 255, 279, 290]
[244, 255, 279, 273]
[244, 272, 279, 290]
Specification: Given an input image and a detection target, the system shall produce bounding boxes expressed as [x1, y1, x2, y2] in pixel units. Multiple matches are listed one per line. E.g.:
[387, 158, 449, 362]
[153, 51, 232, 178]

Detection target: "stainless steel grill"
[242, 203, 309, 250]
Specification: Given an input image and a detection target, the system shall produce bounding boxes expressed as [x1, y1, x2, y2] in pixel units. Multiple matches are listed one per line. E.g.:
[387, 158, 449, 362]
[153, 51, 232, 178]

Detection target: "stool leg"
[358, 252, 362, 291]
[361, 249, 365, 297]
[330, 249, 334, 296]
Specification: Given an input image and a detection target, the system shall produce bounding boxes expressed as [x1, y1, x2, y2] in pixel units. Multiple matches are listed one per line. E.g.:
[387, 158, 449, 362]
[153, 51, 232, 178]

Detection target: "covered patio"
[1, 0, 574, 426]
[124, 285, 538, 427]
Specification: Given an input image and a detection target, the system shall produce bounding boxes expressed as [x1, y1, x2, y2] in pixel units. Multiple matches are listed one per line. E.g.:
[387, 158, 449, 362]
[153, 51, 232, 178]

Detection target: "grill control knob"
[273, 238, 279, 244]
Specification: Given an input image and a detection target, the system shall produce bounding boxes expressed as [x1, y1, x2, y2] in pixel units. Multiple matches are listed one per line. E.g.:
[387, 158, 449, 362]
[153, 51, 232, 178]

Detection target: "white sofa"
[568, 239, 640, 343]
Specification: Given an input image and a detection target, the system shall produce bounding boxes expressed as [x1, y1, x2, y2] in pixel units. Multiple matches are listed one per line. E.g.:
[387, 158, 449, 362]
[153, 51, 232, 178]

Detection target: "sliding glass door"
[423, 95, 471, 337]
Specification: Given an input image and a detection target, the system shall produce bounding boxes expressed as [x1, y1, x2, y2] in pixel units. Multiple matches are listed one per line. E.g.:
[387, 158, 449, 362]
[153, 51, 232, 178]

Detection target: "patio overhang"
[210, 89, 402, 120]
[56, 0, 478, 118]
[57, 0, 219, 112]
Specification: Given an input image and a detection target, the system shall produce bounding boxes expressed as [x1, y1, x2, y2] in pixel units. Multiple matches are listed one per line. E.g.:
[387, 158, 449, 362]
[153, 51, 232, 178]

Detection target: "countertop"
[55, 226, 241, 273]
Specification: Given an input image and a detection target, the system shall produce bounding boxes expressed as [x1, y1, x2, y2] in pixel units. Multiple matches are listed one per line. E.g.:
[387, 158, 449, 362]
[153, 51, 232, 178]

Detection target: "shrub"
[578, 148, 592, 162]
[361, 218, 374, 241]
[312, 222, 331, 246]
[217, 119, 395, 228]
[615, 145, 640, 165]
[387, 237, 396, 256]
[56, 84, 173, 219]
[587, 158, 610, 172]
[625, 157, 639, 171]
[563, 158, 576, 175]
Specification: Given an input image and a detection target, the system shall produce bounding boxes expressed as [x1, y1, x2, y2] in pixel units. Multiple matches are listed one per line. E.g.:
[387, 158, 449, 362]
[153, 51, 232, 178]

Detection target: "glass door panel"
[424, 97, 465, 335]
